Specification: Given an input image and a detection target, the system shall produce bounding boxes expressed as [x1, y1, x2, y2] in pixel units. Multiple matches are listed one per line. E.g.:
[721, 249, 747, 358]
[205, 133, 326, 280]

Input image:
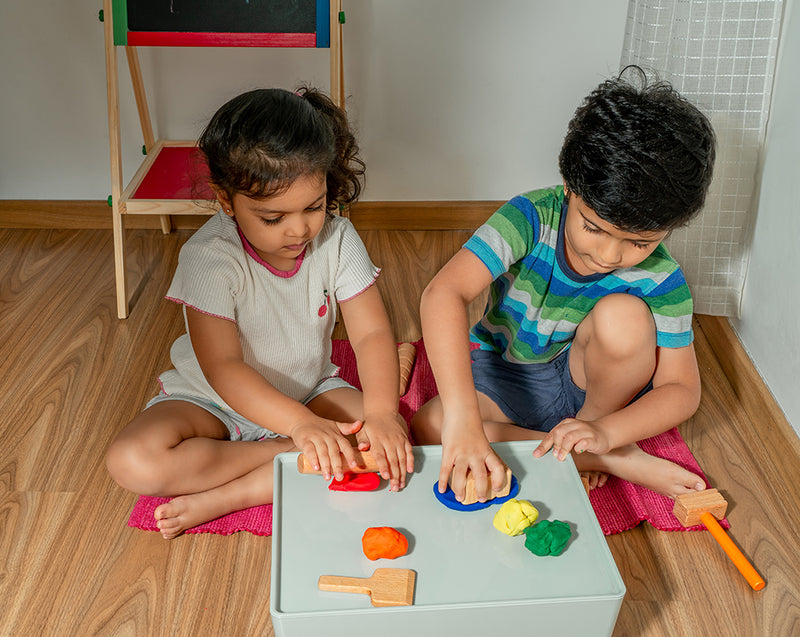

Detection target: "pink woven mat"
[128, 339, 720, 536]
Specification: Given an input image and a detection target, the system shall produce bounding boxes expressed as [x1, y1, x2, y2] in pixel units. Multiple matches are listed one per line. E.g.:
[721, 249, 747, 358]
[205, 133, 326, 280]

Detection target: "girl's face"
[562, 190, 667, 276]
[220, 173, 328, 272]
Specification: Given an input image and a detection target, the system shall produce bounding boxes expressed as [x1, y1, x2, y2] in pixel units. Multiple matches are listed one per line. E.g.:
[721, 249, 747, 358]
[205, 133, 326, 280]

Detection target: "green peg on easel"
[99, 9, 104, 22]
[339, 11, 345, 24]
[107, 195, 113, 207]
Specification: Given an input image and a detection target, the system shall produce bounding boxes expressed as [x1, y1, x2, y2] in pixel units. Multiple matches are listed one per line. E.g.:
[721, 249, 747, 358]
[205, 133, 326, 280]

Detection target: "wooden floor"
[2, 225, 800, 636]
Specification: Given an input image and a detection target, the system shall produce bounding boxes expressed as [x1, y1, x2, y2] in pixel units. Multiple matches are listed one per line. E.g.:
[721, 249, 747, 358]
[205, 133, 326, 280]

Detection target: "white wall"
[732, 0, 800, 437]
[0, 0, 627, 200]
[2, 0, 796, 436]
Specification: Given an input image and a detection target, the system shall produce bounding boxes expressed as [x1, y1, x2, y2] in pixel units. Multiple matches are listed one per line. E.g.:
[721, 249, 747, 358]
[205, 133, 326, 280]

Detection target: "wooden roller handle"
[297, 449, 380, 474]
[397, 342, 416, 396]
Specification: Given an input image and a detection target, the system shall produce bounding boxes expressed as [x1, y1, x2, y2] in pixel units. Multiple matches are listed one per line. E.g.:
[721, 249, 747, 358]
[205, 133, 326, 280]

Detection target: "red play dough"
[361, 527, 409, 560]
[328, 472, 381, 492]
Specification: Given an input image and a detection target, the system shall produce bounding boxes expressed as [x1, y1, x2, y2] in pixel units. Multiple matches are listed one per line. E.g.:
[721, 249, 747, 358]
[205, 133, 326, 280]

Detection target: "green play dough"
[523, 520, 572, 556]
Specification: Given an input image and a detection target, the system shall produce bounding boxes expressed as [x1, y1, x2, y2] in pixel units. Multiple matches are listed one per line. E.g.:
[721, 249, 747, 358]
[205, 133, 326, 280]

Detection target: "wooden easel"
[102, 0, 345, 318]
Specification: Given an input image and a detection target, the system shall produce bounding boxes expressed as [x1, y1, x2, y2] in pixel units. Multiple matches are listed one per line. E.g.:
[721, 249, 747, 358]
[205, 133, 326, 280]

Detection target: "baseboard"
[0, 199, 501, 231]
[695, 314, 800, 453]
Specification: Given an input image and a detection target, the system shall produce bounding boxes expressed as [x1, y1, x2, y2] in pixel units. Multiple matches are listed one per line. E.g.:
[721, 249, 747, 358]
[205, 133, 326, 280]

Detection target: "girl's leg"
[106, 400, 296, 538]
[153, 459, 285, 539]
[304, 386, 364, 423]
[106, 399, 293, 496]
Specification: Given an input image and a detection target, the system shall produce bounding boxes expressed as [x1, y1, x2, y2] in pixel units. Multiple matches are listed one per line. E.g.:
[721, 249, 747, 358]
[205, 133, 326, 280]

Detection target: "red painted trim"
[127, 31, 317, 47]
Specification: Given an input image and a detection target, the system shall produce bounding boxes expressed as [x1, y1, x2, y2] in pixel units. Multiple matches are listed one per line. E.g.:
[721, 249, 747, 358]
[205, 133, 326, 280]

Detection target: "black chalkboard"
[127, 0, 316, 34]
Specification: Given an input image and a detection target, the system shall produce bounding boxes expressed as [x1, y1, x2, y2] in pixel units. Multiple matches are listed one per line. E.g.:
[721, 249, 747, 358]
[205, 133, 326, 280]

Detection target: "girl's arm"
[534, 343, 701, 460]
[420, 248, 509, 502]
[186, 307, 362, 480]
[338, 284, 414, 491]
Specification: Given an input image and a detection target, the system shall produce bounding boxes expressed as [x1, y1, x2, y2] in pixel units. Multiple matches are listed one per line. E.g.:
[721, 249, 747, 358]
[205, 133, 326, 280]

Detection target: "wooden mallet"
[673, 488, 765, 591]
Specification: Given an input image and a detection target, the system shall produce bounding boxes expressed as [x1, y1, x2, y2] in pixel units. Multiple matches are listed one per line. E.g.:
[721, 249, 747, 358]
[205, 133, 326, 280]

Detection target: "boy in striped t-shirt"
[412, 67, 717, 503]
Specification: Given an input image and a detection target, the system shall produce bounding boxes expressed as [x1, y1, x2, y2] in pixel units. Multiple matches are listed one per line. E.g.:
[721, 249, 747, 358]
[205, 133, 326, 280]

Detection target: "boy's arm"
[338, 284, 414, 491]
[421, 248, 509, 502]
[535, 342, 701, 460]
[186, 307, 362, 480]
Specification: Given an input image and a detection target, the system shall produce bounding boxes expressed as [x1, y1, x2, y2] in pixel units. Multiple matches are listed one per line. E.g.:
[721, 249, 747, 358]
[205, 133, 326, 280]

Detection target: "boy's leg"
[411, 391, 528, 445]
[569, 293, 657, 420]
[563, 293, 704, 497]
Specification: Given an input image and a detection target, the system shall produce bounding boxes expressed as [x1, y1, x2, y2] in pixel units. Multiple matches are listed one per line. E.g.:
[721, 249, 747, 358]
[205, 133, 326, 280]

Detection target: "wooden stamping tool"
[318, 568, 416, 607]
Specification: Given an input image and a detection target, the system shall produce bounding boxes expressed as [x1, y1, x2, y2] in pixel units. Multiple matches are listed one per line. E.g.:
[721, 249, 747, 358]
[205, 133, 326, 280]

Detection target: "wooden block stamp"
[452, 463, 513, 506]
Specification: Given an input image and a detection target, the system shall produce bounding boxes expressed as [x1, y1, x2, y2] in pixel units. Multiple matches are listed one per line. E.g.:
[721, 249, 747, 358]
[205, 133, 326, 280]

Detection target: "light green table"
[271, 440, 625, 636]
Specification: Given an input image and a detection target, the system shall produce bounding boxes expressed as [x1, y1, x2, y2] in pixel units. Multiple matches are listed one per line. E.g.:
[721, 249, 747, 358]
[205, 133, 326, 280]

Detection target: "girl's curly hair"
[198, 87, 364, 213]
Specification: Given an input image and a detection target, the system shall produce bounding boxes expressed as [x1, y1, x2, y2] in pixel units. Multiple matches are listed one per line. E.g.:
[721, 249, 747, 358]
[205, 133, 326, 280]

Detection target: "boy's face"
[563, 191, 667, 276]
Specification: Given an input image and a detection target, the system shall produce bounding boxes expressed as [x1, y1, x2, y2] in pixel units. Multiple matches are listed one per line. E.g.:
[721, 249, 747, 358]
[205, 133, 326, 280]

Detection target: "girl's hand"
[438, 424, 507, 503]
[354, 411, 414, 491]
[532, 417, 611, 461]
[290, 418, 364, 481]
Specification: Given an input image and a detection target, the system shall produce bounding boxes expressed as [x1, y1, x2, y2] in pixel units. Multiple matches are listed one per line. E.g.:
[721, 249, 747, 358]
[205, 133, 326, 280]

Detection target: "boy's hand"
[439, 427, 507, 503]
[354, 411, 414, 491]
[290, 419, 364, 481]
[532, 417, 611, 461]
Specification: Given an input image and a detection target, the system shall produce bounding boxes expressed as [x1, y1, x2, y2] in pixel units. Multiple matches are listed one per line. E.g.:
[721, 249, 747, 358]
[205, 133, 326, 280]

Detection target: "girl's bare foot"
[153, 461, 275, 539]
[575, 443, 705, 499]
[154, 490, 234, 539]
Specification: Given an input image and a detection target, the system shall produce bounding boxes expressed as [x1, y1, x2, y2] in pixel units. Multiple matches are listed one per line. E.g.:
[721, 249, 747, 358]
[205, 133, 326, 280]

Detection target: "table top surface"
[271, 440, 625, 615]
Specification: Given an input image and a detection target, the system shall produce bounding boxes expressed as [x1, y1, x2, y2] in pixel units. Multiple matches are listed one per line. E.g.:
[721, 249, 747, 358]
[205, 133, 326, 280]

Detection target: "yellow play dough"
[492, 499, 539, 536]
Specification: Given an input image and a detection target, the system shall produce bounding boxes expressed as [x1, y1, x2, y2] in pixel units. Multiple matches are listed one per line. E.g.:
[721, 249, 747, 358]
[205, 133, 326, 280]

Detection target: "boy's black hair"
[559, 66, 716, 232]
[197, 87, 364, 212]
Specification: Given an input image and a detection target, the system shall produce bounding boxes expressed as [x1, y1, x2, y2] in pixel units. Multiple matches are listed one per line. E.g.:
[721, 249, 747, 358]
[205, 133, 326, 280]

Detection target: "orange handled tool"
[673, 489, 765, 591]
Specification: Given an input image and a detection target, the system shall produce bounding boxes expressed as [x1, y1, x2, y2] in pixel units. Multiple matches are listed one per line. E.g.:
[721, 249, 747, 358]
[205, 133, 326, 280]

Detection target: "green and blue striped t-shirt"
[465, 186, 693, 364]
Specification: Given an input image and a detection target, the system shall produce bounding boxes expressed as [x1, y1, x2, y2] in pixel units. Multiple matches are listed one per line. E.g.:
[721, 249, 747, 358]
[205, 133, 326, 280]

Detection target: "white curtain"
[621, 0, 784, 316]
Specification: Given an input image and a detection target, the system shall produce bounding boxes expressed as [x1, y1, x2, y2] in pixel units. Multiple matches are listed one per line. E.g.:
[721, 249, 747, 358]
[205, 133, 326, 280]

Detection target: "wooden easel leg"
[330, 0, 347, 219]
[330, 0, 344, 110]
[104, 0, 129, 318]
[125, 46, 172, 235]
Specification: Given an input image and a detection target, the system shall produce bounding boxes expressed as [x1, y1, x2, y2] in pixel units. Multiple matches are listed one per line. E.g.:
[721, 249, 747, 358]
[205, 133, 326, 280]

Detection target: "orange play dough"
[361, 526, 409, 561]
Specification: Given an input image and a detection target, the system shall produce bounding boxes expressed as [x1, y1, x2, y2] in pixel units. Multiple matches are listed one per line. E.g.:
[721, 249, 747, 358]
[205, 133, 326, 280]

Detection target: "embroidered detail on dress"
[318, 289, 331, 317]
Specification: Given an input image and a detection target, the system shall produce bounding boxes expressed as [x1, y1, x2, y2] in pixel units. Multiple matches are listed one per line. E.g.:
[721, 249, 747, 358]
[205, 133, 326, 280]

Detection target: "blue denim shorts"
[470, 347, 586, 433]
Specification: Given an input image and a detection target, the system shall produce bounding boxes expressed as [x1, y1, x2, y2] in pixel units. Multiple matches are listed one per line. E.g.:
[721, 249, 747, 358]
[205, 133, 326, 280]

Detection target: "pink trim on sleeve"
[165, 296, 236, 322]
[337, 268, 382, 303]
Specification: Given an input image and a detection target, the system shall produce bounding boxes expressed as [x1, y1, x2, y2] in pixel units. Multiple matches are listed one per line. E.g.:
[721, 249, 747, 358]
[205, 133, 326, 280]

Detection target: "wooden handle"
[297, 449, 380, 475]
[397, 342, 416, 396]
[318, 575, 370, 595]
[701, 511, 765, 591]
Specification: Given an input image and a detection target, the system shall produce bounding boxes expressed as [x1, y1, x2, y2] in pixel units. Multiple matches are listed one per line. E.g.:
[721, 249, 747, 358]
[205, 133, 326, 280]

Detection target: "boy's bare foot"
[575, 443, 705, 499]
[580, 470, 609, 490]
